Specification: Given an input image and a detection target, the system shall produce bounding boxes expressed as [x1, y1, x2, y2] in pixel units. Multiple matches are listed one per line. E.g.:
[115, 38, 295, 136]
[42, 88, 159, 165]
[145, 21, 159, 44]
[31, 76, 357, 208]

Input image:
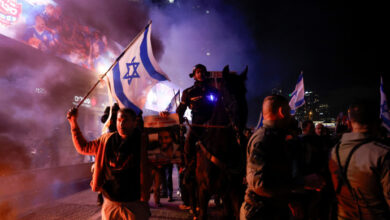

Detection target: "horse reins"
[182, 90, 244, 172]
[196, 140, 226, 170]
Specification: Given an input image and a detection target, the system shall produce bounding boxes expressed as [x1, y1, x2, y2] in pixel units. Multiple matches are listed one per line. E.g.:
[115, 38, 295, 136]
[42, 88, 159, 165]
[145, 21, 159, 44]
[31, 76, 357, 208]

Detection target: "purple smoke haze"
[0, 0, 153, 214]
[0, 0, 266, 174]
[0, 1, 267, 215]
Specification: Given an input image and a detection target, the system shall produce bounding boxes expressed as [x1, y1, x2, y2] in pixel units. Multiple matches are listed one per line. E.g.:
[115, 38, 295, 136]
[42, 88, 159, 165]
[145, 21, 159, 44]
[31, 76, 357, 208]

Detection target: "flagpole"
[173, 89, 179, 110]
[75, 21, 153, 109]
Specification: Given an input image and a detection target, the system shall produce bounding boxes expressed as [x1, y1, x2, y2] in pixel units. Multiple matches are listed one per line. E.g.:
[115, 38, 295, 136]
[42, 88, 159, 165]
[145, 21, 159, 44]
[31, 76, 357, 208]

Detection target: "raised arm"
[67, 107, 99, 155]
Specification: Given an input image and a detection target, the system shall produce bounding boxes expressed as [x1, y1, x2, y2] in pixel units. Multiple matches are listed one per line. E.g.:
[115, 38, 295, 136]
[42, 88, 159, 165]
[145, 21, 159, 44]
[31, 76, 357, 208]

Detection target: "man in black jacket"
[176, 64, 218, 213]
[240, 95, 325, 220]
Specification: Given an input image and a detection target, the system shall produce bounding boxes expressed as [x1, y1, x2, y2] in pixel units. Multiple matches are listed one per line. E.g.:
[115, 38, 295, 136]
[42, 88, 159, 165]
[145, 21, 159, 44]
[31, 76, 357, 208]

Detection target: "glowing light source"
[206, 52, 211, 56]
[168, 0, 175, 3]
[206, 93, 217, 102]
[144, 81, 181, 112]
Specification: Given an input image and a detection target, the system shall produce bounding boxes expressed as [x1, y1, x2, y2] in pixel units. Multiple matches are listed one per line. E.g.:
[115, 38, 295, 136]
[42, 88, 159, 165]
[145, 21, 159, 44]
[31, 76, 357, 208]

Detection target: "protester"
[315, 123, 324, 136]
[176, 64, 218, 214]
[299, 120, 328, 177]
[149, 129, 180, 207]
[297, 120, 331, 219]
[92, 103, 120, 206]
[335, 113, 351, 140]
[329, 100, 390, 219]
[159, 130, 180, 202]
[67, 107, 150, 219]
[240, 95, 325, 220]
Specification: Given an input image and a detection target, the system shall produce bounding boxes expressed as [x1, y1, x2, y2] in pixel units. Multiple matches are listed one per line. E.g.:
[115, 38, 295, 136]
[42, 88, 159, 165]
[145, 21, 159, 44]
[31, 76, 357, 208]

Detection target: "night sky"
[0, 0, 388, 128]
[229, 0, 388, 125]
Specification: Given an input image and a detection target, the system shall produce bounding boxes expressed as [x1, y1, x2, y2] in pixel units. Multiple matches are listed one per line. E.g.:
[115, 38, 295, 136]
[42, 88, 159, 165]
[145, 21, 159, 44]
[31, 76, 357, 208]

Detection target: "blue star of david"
[123, 57, 140, 85]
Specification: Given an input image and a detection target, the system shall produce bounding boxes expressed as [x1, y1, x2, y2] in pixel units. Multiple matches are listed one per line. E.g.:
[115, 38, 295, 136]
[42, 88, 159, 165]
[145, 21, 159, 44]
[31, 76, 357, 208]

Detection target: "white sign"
[144, 113, 179, 128]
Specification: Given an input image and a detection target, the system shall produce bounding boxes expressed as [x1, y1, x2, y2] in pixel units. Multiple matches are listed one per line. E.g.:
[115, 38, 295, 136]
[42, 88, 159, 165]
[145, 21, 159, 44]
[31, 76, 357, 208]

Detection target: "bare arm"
[67, 107, 99, 155]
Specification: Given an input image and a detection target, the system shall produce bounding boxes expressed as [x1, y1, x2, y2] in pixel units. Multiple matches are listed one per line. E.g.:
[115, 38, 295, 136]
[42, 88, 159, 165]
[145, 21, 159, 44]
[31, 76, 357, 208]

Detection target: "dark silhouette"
[195, 65, 248, 220]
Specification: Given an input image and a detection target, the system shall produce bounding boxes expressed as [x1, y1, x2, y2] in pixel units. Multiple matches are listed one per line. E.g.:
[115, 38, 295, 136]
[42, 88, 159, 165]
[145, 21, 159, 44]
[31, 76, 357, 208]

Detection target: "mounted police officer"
[176, 64, 219, 214]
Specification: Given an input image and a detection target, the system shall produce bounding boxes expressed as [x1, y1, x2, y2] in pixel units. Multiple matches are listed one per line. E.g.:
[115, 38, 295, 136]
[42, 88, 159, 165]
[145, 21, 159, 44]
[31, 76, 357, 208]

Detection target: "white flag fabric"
[165, 90, 180, 113]
[289, 73, 305, 115]
[380, 76, 390, 132]
[106, 23, 169, 115]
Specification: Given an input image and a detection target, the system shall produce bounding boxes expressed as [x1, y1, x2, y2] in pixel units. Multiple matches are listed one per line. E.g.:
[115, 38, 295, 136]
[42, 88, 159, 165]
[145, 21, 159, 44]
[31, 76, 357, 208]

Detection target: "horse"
[195, 65, 248, 220]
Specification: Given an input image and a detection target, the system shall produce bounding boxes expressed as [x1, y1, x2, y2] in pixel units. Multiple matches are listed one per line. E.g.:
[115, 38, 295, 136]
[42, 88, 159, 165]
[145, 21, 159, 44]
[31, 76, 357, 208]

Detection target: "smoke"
[0, 36, 90, 171]
[55, 0, 164, 59]
[0, 0, 265, 214]
[144, 1, 265, 125]
[0, 0, 154, 213]
[0, 0, 156, 172]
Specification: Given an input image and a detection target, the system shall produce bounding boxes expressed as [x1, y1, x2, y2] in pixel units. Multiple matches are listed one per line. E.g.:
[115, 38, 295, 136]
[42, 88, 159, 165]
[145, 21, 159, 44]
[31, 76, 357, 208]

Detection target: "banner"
[144, 113, 179, 128]
[0, 0, 119, 72]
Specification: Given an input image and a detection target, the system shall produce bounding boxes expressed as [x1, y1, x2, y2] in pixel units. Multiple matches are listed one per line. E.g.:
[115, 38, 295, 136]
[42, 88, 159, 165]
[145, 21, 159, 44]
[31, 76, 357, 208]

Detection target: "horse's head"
[218, 65, 248, 130]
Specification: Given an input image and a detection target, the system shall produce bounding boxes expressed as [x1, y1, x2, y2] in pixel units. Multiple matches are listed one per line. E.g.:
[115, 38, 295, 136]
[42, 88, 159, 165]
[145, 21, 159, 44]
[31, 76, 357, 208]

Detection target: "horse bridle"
[183, 90, 244, 171]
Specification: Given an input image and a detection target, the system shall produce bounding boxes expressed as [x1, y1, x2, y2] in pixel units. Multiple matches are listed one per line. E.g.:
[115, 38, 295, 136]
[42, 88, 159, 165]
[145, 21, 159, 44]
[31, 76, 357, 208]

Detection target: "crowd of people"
[66, 63, 390, 219]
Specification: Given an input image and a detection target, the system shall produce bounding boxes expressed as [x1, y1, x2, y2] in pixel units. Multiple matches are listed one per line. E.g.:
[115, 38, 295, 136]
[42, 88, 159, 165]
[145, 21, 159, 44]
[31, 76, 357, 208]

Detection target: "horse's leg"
[230, 183, 245, 220]
[220, 187, 243, 220]
[231, 191, 243, 220]
[189, 179, 198, 217]
[222, 194, 234, 220]
[198, 186, 210, 220]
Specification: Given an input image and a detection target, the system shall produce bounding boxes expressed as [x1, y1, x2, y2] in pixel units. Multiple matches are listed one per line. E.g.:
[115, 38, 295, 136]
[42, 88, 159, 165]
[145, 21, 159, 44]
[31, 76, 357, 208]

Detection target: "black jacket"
[176, 81, 218, 124]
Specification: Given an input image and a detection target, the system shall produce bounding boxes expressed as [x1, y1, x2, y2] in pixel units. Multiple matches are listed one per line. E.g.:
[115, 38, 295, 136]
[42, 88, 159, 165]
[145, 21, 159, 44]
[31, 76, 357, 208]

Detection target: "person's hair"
[158, 129, 176, 143]
[302, 120, 314, 129]
[348, 100, 379, 126]
[118, 108, 137, 120]
[263, 95, 290, 115]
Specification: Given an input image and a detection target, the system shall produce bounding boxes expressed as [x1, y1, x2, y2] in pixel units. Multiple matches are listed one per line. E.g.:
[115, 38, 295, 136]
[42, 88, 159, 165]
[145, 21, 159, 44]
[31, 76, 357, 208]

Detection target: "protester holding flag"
[66, 21, 172, 219]
[67, 107, 150, 219]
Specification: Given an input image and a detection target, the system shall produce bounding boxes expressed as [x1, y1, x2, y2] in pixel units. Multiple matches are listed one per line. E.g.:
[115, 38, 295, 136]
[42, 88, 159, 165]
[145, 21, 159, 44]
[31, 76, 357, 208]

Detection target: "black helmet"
[189, 64, 210, 78]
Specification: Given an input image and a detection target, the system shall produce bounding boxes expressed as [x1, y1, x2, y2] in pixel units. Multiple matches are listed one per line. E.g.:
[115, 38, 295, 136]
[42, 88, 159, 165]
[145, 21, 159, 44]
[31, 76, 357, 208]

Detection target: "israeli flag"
[165, 90, 180, 113]
[254, 111, 263, 130]
[380, 76, 390, 132]
[106, 22, 169, 115]
[289, 72, 305, 115]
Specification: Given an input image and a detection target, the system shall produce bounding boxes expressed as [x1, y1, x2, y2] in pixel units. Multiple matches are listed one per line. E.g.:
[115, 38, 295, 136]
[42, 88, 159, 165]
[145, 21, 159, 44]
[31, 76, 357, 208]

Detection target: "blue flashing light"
[206, 93, 217, 102]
